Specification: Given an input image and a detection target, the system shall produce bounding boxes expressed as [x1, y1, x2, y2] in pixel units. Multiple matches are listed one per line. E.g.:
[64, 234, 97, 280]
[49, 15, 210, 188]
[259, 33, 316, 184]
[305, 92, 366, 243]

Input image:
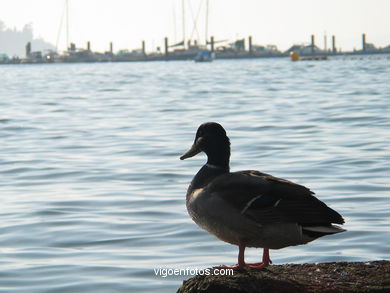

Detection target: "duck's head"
[180, 122, 230, 167]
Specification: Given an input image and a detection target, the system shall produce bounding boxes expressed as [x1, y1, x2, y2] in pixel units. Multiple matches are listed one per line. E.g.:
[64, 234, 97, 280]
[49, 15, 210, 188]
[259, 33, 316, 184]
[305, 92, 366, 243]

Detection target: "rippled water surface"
[1, 57, 389, 292]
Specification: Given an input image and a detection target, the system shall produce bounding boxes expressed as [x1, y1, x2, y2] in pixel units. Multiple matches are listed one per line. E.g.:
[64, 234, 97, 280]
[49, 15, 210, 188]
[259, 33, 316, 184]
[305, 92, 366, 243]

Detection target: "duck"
[180, 122, 346, 269]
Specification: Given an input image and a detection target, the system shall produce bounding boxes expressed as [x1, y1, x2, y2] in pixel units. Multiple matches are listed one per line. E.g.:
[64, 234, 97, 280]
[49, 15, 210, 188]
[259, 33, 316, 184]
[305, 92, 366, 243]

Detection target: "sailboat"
[194, 50, 214, 62]
[193, 0, 214, 62]
[171, 0, 214, 61]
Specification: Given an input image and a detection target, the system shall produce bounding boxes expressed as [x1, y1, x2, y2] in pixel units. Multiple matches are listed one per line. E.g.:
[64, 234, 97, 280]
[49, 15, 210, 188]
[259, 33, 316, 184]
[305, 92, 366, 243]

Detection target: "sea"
[0, 56, 389, 292]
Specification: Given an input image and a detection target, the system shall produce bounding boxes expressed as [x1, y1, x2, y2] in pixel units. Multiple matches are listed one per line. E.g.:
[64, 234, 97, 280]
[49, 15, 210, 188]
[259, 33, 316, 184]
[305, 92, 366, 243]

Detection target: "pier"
[1, 33, 389, 65]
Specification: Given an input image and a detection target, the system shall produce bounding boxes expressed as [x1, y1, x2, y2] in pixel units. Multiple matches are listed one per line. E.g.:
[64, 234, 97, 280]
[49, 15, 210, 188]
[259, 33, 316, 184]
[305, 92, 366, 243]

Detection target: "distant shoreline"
[1, 50, 389, 65]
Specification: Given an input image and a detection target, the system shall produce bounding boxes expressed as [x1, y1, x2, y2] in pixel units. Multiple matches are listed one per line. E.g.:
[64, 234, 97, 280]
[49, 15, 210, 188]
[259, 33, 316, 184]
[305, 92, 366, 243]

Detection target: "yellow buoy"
[290, 51, 300, 61]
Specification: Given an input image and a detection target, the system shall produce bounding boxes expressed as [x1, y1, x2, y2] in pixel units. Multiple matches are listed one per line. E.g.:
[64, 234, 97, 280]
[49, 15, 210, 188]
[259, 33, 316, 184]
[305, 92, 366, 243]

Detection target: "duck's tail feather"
[302, 224, 346, 238]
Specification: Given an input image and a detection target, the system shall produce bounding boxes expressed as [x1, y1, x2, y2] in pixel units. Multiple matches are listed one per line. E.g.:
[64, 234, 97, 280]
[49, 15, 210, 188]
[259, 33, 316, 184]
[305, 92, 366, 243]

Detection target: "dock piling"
[164, 37, 169, 59]
[362, 33, 366, 52]
[25, 42, 31, 57]
[142, 40, 146, 56]
[248, 36, 253, 56]
[332, 35, 336, 53]
[311, 34, 315, 54]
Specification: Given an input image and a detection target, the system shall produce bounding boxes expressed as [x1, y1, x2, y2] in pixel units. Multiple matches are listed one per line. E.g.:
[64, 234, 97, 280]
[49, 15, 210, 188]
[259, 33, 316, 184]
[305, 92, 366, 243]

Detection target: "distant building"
[285, 44, 324, 55]
[0, 53, 9, 61]
[0, 21, 55, 57]
[252, 44, 281, 55]
[364, 43, 377, 52]
[383, 45, 390, 52]
[232, 39, 246, 51]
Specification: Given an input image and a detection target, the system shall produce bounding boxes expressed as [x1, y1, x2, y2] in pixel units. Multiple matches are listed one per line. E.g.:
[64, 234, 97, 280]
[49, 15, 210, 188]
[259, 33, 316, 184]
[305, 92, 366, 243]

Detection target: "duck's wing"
[208, 170, 344, 226]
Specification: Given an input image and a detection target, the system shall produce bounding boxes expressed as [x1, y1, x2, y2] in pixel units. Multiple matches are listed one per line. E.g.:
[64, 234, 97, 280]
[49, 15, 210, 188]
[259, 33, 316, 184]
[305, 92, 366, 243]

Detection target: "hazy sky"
[1, 0, 390, 52]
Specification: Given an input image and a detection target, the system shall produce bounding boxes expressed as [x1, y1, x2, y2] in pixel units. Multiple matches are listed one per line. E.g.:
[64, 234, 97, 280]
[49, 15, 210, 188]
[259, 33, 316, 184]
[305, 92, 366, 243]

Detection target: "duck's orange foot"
[214, 264, 244, 270]
[246, 261, 270, 269]
[214, 261, 270, 270]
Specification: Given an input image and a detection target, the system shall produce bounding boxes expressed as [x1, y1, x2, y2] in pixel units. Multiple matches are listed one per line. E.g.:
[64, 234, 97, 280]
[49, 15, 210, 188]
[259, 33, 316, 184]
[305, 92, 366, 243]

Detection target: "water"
[0, 57, 389, 292]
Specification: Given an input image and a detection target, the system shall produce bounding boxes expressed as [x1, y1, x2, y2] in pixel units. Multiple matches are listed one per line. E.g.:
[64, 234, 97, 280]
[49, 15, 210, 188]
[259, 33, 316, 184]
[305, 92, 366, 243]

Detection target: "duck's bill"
[180, 143, 201, 160]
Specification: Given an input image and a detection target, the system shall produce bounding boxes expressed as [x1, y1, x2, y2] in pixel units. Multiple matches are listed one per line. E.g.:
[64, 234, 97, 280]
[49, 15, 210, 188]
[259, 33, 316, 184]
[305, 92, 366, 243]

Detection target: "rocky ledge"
[177, 261, 389, 293]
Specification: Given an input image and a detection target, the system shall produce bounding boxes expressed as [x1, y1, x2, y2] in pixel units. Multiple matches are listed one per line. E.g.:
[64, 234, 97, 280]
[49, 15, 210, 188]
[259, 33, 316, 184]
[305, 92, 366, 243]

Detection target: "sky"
[1, 0, 390, 53]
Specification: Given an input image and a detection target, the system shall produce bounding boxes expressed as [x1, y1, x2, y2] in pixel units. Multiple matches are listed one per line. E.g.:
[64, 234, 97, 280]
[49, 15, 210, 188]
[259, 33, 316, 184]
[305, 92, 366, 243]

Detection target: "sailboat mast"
[66, 0, 69, 50]
[172, 2, 177, 42]
[55, 0, 66, 52]
[205, 0, 209, 45]
[182, 0, 185, 48]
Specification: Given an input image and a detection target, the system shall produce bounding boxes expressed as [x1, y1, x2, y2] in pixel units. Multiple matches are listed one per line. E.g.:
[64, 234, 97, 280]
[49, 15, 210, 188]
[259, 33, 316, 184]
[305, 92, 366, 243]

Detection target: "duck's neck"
[206, 140, 231, 170]
[206, 154, 230, 171]
[187, 139, 231, 199]
[187, 164, 229, 200]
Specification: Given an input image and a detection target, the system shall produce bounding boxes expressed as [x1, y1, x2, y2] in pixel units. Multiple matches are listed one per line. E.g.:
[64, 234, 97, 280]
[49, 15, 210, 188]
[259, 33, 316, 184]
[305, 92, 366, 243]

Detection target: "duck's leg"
[216, 243, 246, 269]
[237, 242, 246, 267]
[247, 248, 272, 268]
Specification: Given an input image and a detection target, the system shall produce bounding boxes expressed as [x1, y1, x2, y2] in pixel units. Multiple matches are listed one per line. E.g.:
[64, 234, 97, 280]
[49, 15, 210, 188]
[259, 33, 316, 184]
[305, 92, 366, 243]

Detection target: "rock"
[177, 261, 390, 293]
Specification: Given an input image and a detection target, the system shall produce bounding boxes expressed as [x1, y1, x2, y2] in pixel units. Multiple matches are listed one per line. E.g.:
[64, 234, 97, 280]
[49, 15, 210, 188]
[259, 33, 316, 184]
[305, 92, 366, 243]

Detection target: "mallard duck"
[180, 122, 345, 269]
